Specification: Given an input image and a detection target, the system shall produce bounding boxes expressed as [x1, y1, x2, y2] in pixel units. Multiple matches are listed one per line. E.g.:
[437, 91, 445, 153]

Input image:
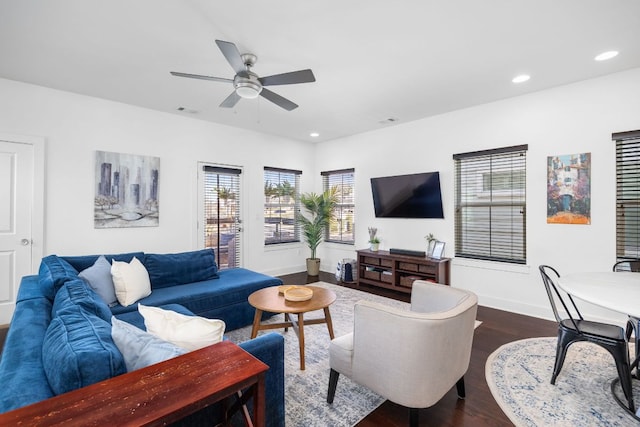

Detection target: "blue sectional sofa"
[0, 249, 285, 426]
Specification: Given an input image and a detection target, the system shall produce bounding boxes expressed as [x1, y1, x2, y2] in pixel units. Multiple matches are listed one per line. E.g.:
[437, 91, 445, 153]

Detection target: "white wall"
[316, 67, 640, 324]
[2, 68, 640, 324]
[0, 78, 315, 276]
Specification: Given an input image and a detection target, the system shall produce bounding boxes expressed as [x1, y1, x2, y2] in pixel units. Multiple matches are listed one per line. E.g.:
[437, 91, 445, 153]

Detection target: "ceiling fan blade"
[215, 40, 246, 75]
[170, 71, 232, 83]
[220, 91, 241, 108]
[259, 69, 316, 86]
[259, 88, 298, 111]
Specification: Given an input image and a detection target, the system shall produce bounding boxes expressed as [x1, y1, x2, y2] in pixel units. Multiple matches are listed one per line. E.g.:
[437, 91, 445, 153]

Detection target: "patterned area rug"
[486, 337, 640, 426]
[226, 282, 412, 427]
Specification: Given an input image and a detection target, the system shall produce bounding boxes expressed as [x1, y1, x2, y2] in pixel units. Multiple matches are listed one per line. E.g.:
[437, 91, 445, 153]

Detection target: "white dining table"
[557, 271, 640, 318]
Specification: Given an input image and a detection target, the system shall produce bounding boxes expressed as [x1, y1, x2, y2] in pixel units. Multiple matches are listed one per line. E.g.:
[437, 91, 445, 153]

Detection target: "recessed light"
[595, 51, 619, 61]
[310, 132, 320, 138]
[512, 75, 530, 84]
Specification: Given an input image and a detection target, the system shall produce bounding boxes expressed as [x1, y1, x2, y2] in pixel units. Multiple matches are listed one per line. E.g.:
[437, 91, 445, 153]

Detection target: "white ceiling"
[1, 1, 639, 143]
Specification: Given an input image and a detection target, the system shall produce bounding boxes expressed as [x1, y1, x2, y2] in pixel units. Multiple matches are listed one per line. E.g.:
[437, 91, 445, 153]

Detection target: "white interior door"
[0, 140, 35, 324]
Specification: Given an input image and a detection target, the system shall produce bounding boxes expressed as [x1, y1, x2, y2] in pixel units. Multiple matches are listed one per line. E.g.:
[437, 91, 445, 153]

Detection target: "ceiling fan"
[170, 39, 316, 111]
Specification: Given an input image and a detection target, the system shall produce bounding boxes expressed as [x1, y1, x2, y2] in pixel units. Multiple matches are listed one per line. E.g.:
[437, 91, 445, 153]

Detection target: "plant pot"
[306, 258, 321, 276]
[370, 243, 379, 251]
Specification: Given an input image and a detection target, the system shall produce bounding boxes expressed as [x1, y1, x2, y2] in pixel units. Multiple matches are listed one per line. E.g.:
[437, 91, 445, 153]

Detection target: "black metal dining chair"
[539, 265, 635, 412]
[613, 259, 640, 361]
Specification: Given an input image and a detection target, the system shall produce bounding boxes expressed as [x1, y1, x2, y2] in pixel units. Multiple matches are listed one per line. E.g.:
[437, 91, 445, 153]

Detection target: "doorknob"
[21, 238, 31, 246]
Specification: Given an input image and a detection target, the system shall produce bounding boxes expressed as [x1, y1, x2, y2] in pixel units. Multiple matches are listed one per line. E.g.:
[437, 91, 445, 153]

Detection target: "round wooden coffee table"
[248, 285, 336, 370]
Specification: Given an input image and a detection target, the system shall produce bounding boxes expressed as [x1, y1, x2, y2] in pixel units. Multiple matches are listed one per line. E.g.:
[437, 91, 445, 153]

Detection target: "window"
[201, 165, 241, 269]
[614, 130, 640, 260]
[264, 167, 301, 245]
[322, 169, 355, 244]
[454, 145, 527, 264]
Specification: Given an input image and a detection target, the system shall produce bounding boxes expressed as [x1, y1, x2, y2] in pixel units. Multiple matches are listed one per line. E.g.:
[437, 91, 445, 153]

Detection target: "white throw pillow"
[138, 304, 226, 351]
[110, 257, 152, 306]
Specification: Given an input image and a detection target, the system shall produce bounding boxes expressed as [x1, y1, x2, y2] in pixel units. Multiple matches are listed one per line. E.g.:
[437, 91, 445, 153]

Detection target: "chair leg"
[327, 369, 340, 404]
[409, 408, 418, 427]
[633, 317, 640, 362]
[456, 376, 465, 399]
[551, 328, 575, 385]
[611, 342, 635, 412]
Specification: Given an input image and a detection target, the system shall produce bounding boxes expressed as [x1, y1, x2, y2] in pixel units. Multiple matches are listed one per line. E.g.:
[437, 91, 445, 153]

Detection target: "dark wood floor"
[0, 272, 557, 426]
[280, 271, 558, 427]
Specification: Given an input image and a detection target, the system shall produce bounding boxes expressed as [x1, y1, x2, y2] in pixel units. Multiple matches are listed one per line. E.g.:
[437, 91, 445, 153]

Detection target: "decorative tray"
[278, 285, 297, 294]
[284, 286, 313, 302]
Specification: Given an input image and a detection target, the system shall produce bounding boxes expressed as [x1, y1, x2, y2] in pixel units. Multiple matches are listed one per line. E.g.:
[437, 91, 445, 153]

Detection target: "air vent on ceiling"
[378, 117, 399, 125]
[177, 107, 199, 114]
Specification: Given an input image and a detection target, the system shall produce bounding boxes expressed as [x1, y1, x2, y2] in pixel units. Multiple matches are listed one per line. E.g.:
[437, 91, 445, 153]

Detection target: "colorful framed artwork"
[546, 152, 591, 225]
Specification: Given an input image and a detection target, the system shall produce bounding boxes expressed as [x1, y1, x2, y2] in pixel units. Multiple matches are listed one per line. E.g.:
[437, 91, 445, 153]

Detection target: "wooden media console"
[356, 249, 451, 294]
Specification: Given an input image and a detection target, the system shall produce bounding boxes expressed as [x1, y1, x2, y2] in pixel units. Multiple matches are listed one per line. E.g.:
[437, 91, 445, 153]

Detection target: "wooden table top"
[0, 340, 267, 426]
[248, 285, 336, 314]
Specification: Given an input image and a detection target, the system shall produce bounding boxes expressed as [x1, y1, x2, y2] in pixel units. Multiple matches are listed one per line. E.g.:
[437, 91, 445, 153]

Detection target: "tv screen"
[371, 172, 444, 218]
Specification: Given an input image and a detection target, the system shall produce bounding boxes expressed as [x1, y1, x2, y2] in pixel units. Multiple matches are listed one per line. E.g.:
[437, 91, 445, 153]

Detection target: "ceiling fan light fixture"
[235, 83, 262, 99]
[234, 73, 262, 99]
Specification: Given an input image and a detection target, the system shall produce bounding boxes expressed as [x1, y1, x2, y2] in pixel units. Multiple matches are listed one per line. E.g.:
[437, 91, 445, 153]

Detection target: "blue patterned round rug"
[486, 337, 639, 426]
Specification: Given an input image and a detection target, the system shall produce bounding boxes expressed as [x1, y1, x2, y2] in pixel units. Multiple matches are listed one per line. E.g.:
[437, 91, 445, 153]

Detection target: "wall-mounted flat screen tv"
[371, 171, 444, 218]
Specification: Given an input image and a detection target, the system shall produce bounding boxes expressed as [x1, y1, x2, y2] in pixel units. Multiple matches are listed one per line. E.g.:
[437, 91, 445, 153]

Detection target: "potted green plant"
[297, 187, 338, 275]
[368, 227, 380, 251]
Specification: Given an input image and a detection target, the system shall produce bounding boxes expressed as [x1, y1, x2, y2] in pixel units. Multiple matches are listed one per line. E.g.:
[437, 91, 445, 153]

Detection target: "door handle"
[21, 238, 31, 246]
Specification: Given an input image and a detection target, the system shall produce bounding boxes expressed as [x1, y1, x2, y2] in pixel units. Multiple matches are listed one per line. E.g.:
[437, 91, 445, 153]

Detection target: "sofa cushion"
[62, 252, 145, 273]
[109, 268, 282, 331]
[111, 317, 186, 371]
[139, 304, 225, 351]
[42, 305, 126, 395]
[78, 255, 118, 306]
[143, 249, 218, 289]
[111, 257, 152, 306]
[0, 294, 54, 412]
[53, 279, 112, 322]
[38, 255, 79, 300]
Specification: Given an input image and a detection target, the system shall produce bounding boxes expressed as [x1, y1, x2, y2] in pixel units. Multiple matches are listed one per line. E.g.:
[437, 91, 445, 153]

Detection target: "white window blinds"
[614, 130, 640, 260]
[454, 145, 527, 264]
[264, 167, 301, 245]
[322, 169, 355, 244]
[202, 165, 241, 269]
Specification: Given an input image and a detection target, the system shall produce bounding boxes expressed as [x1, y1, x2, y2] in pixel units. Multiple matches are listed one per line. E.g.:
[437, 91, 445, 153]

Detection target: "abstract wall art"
[94, 151, 160, 228]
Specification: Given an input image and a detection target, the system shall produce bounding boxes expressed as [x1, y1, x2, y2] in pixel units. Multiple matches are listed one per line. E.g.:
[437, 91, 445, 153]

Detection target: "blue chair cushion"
[143, 249, 218, 289]
[38, 255, 79, 300]
[42, 305, 126, 395]
[52, 278, 112, 322]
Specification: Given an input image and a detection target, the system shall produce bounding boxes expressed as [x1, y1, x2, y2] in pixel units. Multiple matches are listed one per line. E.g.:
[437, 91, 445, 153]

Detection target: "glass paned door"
[200, 164, 241, 269]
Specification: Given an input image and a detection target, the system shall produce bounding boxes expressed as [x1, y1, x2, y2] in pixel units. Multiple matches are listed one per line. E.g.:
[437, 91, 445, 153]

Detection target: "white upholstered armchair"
[327, 281, 478, 426]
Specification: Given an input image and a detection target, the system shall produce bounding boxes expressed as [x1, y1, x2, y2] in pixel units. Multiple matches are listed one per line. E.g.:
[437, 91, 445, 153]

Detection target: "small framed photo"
[431, 241, 445, 259]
